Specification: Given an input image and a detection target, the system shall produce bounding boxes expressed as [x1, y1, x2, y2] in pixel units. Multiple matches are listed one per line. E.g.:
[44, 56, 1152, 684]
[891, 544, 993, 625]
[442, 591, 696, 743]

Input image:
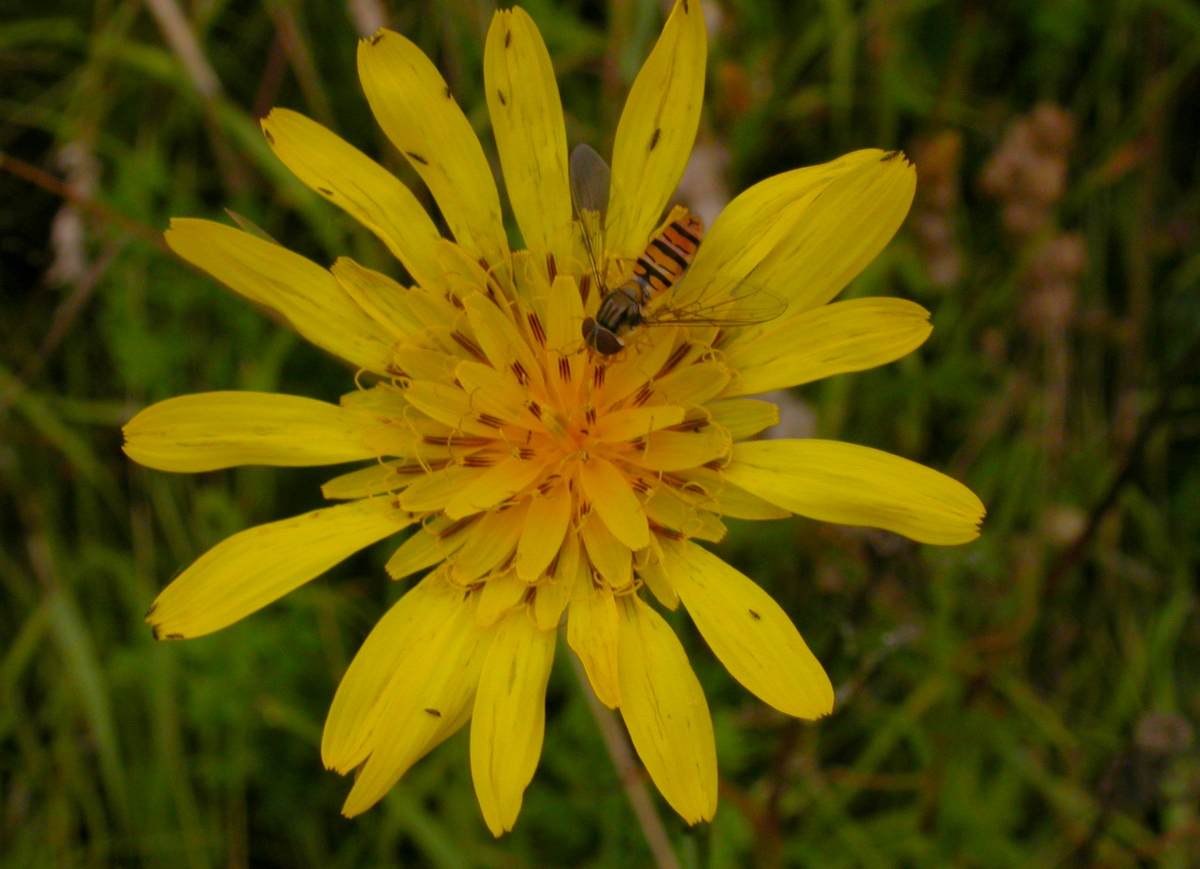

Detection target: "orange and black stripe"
[630, 212, 704, 299]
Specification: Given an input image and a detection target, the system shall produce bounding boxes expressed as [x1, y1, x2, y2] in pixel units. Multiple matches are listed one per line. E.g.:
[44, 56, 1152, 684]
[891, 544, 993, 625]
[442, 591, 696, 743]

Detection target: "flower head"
[124, 0, 984, 835]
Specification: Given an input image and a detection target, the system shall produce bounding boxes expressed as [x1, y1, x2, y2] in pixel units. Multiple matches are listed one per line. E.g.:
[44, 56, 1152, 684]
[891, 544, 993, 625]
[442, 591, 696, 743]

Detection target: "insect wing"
[569, 144, 612, 291]
[645, 274, 787, 328]
[569, 143, 610, 220]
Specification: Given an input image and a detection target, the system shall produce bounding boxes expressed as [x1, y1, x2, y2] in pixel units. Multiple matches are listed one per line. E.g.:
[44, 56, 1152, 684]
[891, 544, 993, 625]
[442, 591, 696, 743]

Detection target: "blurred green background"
[3, 0, 1200, 866]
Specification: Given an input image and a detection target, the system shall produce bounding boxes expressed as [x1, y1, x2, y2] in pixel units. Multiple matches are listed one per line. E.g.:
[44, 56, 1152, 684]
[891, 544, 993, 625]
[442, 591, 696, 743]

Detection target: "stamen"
[648, 520, 684, 540]
[477, 413, 506, 428]
[422, 435, 493, 447]
[657, 342, 692, 378]
[527, 311, 547, 347]
[666, 417, 708, 432]
[451, 331, 488, 363]
[462, 454, 498, 467]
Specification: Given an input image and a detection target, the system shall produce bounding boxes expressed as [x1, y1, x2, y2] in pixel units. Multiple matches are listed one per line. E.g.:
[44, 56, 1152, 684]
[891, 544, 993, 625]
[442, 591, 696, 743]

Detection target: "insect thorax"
[595, 282, 647, 332]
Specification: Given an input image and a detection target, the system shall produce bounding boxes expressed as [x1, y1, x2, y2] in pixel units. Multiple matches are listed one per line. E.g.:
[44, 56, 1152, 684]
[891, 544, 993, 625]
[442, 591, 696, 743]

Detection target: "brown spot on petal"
[405, 151, 429, 165]
[749, 609, 761, 620]
[425, 708, 442, 717]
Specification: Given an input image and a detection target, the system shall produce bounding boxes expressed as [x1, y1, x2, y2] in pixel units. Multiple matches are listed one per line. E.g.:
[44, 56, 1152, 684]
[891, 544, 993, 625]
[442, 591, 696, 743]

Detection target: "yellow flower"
[124, 0, 984, 835]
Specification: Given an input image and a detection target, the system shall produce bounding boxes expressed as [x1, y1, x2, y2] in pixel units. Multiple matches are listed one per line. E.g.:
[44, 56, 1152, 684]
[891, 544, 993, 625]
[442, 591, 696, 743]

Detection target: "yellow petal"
[680, 149, 881, 294]
[617, 594, 716, 824]
[532, 575, 573, 630]
[567, 587, 621, 708]
[643, 486, 726, 542]
[261, 108, 442, 287]
[165, 219, 393, 373]
[591, 327, 679, 409]
[726, 440, 985, 544]
[445, 456, 546, 520]
[652, 362, 731, 407]
[404, 381, 495, 437]
[579, 511, 633, 589]
[471, 610, 557, 836]
[449, 505, 526, 586]
[123, 391, 374, 472]
[533, 532, 579, 629]
[385, 517, 470, 581]
[342, 591, 493, 816]
[665, 540, 832, 718]
[463, 293, 543, 392]
[746, 152, 916, 317]
[322, 574, 462, 772]
[704, 482, 791, 521]
[399, 463, 486, 512]
[593, 405, 685, 442]
[322, 460, 423, 500]
[484, 8, 572, 268]
[146, 499, 408, 640]
[704, 399, 779, 440]
[515, 480, 571, 582]
[330, 258, 422, 342]
[723, 298, 932, 396]
[456, 361, 541, 429]
[358, 30, 507, 268]
[636, 541, 679, 610]
[607, 0, 707, 260]
[475, 572, 528, 627]
[579, 456, 649, 551]
[623, 427, 729, 472]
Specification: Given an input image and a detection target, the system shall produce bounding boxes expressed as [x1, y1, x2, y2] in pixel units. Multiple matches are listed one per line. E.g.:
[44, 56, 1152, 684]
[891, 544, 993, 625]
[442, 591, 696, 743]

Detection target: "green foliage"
[3, 0, 1199, 866]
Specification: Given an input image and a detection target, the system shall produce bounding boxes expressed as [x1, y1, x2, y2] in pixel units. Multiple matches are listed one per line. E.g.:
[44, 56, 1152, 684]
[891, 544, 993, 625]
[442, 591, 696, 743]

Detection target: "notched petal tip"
[362, 29, 388, 48]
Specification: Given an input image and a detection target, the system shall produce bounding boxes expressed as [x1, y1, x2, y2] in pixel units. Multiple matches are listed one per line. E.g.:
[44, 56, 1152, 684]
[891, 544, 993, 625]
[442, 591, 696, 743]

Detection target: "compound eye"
[581, 317, 597, 342]
[595, 329, 624, 356]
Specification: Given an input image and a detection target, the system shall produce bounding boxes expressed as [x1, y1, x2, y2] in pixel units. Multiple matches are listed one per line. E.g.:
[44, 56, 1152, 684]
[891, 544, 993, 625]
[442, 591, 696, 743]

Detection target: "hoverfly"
[569, 143, 785, 355]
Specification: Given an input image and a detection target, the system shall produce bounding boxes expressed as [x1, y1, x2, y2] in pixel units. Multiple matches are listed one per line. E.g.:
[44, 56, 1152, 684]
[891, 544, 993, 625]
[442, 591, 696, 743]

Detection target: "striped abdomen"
[584, 211, 706, 355]
[628, 212, 705, 302]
